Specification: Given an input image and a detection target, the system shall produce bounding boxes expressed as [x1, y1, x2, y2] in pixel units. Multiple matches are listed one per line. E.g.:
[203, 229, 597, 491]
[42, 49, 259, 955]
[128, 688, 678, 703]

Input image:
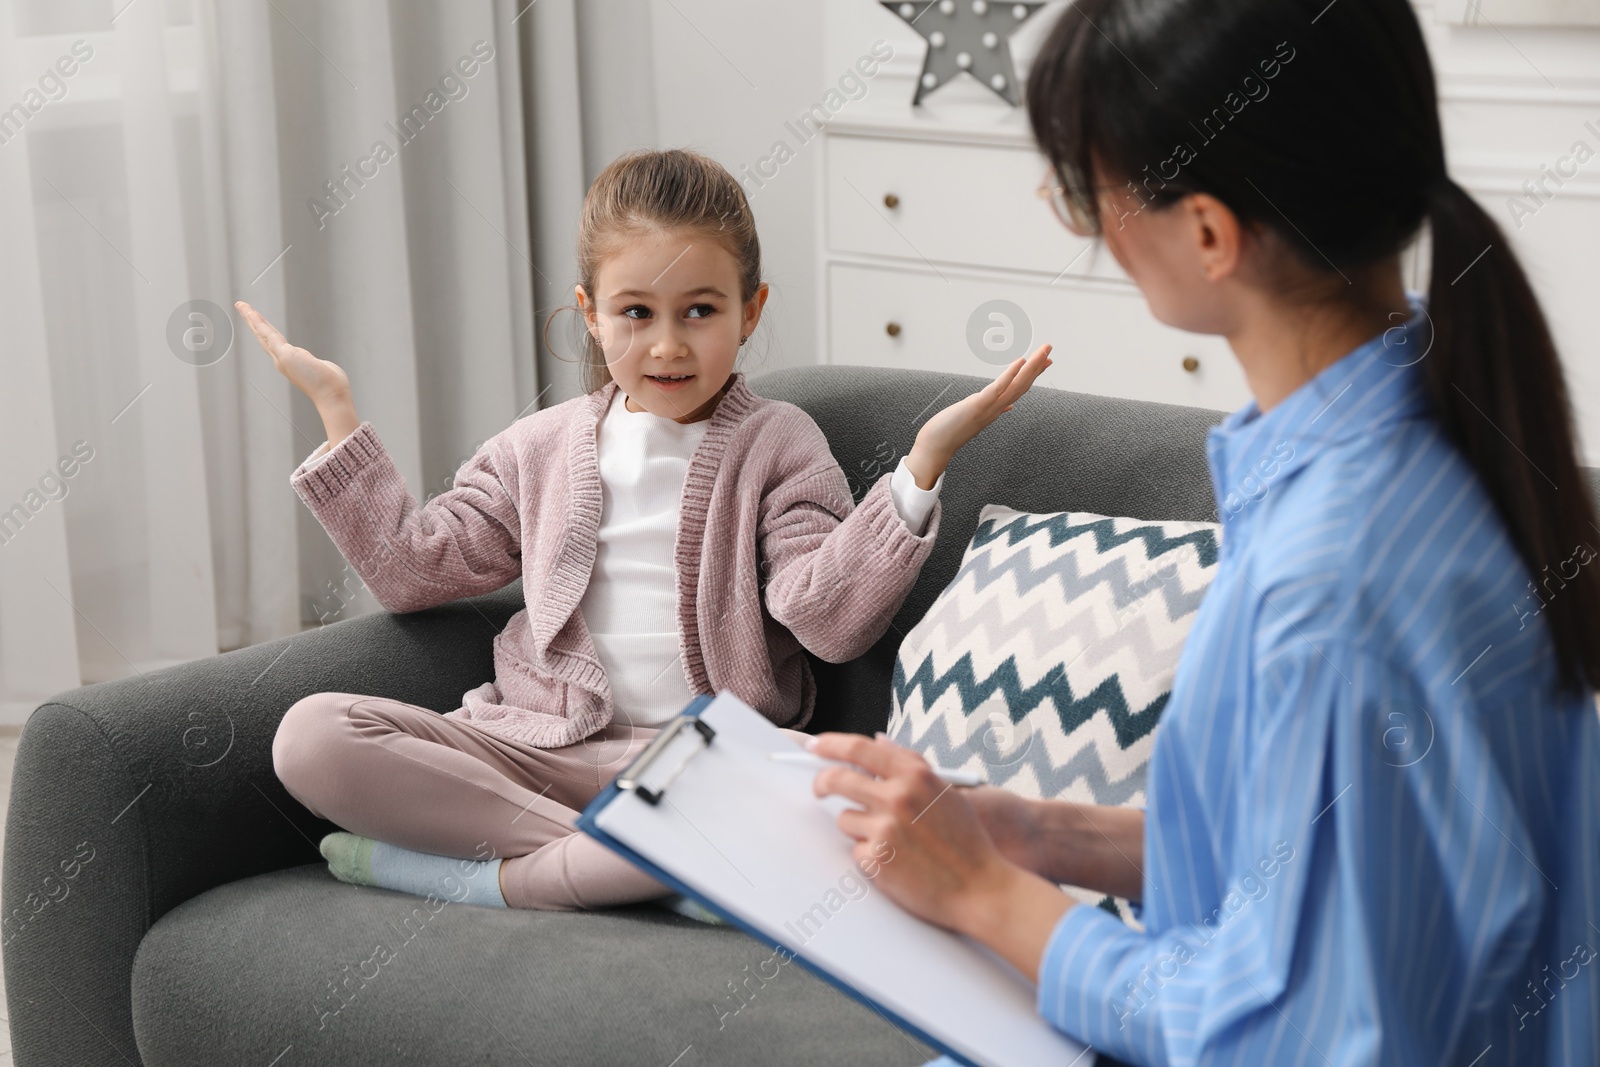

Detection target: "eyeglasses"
[1037, 167, 1185, 237]
[1036, 166, 1101, 238]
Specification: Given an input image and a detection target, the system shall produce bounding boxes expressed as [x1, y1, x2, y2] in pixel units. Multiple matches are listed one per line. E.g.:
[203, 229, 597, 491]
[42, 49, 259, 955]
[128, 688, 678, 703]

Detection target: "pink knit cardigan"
[289, 372, 943, 748]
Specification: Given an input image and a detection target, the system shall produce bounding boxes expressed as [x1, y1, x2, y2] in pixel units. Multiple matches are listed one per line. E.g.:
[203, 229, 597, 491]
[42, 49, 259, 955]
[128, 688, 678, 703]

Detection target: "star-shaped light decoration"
[880, 0, 1049, 106]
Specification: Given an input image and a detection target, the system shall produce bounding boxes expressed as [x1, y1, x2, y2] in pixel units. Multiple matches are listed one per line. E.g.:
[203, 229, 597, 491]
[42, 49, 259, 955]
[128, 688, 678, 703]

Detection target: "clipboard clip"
[616, 714, 716, 806]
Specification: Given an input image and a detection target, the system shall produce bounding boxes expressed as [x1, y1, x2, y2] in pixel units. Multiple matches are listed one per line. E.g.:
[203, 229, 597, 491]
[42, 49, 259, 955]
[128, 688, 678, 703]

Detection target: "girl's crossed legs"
[274, 692, 807, 911]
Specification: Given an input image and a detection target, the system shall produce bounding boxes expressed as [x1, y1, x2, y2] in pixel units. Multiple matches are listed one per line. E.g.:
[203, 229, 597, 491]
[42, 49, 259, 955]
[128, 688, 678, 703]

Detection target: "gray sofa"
[11, 364, 1574, 1066]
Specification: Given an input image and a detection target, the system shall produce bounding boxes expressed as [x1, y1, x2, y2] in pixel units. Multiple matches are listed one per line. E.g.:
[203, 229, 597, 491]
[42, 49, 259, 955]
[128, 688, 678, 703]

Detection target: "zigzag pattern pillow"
[888, 505, 1221, 925]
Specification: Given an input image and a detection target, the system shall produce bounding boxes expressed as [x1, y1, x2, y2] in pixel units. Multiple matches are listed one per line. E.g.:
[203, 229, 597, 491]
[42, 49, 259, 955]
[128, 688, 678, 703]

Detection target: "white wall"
[561, 0, 826, 383]
[645, 0, 828, 379]
[1419, 1, 1600, 463]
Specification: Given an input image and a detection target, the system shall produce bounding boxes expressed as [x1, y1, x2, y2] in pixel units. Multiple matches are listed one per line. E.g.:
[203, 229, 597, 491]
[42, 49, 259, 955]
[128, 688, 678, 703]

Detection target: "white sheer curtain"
[0, 0, 584, 720]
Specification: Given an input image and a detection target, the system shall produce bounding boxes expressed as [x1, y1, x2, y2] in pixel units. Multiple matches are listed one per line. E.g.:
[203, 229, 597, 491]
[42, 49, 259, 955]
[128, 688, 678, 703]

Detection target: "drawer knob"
[1182, 355, 1200, 373]
[886, 321, 902, 338]
[883, 192, 900, 209]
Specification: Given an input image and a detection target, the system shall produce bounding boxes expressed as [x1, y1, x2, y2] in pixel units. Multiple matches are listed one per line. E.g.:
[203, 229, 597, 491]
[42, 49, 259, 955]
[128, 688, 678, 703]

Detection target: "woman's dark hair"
[1025, 0, 1600, 696]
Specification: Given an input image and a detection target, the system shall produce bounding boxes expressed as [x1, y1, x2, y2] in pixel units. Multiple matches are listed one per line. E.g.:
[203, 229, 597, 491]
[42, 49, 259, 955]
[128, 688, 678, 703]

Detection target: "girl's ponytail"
[1421, 176, 1600, 695]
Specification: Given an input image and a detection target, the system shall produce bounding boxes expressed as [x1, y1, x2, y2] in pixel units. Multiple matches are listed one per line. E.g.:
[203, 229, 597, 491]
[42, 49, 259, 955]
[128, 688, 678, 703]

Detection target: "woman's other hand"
[807, 731, 1073, 981]
[972, 786, 1146, 899]
[963, 784, 1045, 873]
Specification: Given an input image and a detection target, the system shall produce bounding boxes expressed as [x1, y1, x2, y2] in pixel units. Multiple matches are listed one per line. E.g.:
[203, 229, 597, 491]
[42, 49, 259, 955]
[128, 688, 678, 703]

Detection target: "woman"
[809, 0, 1600, 1063]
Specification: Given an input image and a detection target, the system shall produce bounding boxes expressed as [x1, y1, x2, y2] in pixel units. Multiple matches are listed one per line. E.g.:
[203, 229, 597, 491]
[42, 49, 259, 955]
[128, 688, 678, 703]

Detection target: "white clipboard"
[576, 690, 1092, 1067]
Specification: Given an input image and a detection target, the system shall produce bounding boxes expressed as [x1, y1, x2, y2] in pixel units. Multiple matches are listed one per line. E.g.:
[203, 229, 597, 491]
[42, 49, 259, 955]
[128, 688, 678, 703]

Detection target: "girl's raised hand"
[925, 343, 1052, 457]
[234, 301, 351, 408]
[903, 342, 1053, 489]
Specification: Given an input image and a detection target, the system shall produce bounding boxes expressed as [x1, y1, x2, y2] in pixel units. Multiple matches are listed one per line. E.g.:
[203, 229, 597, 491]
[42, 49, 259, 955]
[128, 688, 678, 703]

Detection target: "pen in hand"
[767, 751, 983, 787]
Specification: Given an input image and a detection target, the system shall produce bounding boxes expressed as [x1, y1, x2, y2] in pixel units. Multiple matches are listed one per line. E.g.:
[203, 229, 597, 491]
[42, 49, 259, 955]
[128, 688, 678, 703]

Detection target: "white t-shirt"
[579, 389, 712, 727]
[584, 388, 944, 727]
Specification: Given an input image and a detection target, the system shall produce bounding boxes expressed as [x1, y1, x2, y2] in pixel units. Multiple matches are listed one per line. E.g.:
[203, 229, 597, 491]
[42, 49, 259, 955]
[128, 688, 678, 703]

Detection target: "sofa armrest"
[1, 582, 524, 1066]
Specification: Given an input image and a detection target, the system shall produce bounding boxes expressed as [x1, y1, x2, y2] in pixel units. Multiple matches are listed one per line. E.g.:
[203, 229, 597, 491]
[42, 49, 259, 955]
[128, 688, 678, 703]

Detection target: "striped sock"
[319, 832, 507, 909]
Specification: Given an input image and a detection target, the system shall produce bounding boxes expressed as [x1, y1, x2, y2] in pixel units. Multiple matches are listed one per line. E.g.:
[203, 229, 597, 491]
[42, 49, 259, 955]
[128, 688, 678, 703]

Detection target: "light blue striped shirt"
[926, 292, 1600, 1066]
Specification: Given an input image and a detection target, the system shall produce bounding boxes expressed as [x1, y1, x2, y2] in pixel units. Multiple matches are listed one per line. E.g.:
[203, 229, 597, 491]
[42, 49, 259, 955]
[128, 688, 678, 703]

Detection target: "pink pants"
[272, 692, 809, 911]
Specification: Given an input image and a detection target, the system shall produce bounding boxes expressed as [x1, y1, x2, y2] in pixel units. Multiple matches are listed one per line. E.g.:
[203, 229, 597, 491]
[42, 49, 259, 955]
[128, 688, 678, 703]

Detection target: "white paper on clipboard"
[581, 691, 1091, 1067]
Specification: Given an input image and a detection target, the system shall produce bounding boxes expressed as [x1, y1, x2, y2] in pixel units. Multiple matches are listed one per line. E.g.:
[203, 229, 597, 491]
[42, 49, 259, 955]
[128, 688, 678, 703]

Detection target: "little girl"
[244, 147, 1052, 913]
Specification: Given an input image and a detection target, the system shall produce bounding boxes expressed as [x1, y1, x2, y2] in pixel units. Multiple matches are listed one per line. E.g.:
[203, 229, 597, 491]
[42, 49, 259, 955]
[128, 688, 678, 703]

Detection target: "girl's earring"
[739, 334, 748, 347]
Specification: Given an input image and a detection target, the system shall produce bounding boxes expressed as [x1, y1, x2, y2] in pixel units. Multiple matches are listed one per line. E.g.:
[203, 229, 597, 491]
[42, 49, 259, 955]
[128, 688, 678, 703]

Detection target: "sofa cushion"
[131, 864, 933, 1066]
[887, 505, 1222, 923]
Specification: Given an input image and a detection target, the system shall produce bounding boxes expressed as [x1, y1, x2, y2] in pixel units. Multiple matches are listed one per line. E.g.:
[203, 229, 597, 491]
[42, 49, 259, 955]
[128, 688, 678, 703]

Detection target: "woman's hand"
[904, 343, 1053, 490]
[807, 732, 1074, 982]
[235, 301, 360, 448]
[966, 785, 1147, 899]
[963, 784, 1045, 873]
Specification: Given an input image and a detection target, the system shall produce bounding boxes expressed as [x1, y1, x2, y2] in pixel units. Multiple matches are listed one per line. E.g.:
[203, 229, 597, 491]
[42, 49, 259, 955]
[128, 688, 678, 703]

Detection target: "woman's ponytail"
[1422, 176, 1600, 696]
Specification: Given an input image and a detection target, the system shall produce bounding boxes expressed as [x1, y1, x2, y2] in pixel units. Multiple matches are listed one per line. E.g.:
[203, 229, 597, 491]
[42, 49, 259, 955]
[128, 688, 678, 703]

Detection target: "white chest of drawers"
[811, 76, 1253, 414]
